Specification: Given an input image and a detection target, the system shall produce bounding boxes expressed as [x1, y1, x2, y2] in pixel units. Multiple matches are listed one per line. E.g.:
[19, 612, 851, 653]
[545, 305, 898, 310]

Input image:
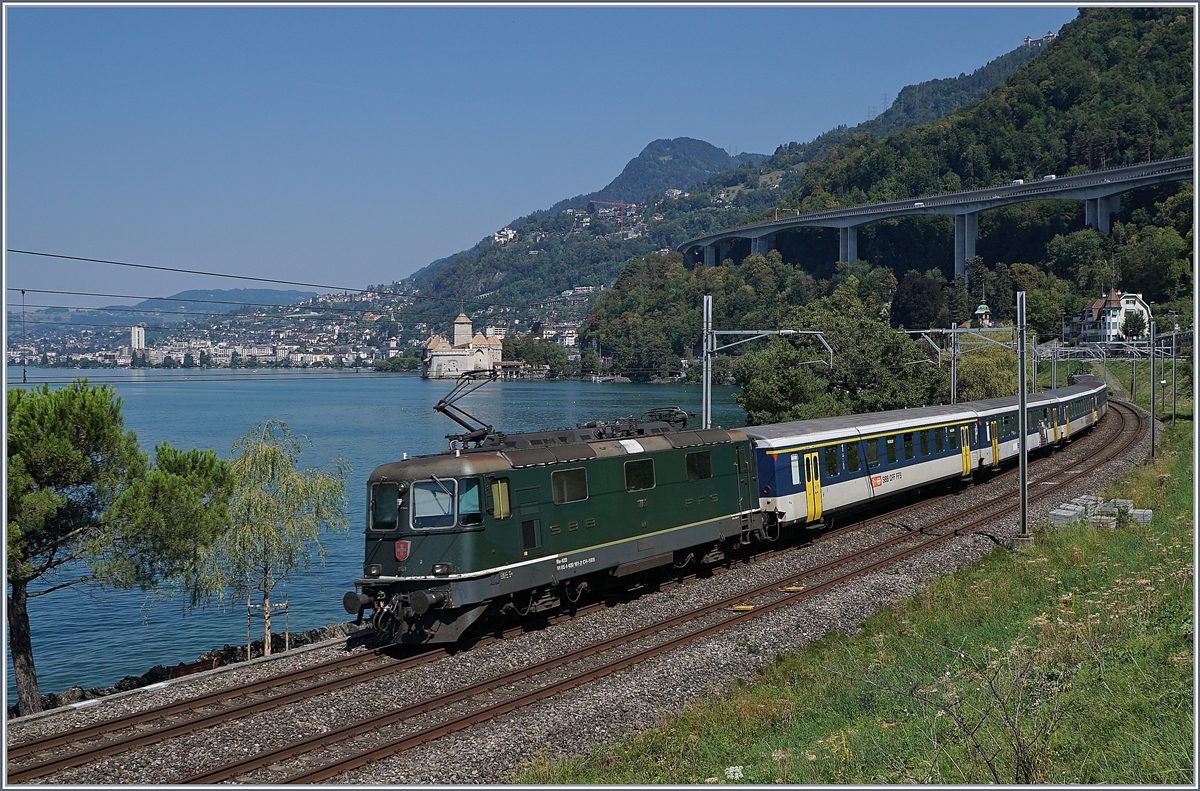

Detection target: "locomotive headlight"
[432, 563, 452, 576]
[364, 563, 382, 577]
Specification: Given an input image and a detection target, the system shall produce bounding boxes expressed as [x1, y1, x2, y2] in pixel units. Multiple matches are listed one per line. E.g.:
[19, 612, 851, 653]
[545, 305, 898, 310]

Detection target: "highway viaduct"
[677, 155, 1192, 278]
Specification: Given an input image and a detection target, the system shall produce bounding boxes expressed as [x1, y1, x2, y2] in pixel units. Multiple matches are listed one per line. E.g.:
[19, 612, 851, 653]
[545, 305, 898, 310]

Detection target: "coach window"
[885, 435, 897, 464]
[919, 430, 930, 456]
[948, 427, 959, 450]
[903, 432, 915, 460]
[846, 443, 860, 472]
[866, 438, 880, 468]
[370, 482, 399, 531]
[824, 446, 839, 477]
[458, 478, 483, 526]
[552, 468, 589, 504]
[685, 451, 713, 482]
[489, 478, 512, 520]
[625, 458, 655, 492]
[411, 479, 457, 529]
[934, 427, 944, 453]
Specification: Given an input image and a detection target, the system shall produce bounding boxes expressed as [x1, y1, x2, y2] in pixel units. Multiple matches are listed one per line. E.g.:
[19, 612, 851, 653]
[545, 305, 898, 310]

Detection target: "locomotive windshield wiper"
[429, 474, 454, 497]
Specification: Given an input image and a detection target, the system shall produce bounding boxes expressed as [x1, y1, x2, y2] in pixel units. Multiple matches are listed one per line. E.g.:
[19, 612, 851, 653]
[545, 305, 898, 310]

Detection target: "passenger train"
[343, 375, 1107, 644]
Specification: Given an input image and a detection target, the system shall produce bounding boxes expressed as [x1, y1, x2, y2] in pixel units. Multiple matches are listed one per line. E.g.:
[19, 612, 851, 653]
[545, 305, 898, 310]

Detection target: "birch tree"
[197, 421, 350, 656]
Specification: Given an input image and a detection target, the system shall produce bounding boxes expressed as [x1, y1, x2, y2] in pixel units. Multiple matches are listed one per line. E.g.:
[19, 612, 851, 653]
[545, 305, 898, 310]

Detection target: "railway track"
[6, 402, 1143, 785]
[189, 403, 1142, 785]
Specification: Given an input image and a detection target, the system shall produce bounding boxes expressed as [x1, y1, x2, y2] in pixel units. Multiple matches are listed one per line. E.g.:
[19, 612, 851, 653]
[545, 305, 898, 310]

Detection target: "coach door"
[1091, 397, 1098, 425]
[803, 451, 822, 522]
[959, 426, 972, 477]
[1052, 407, 1060, 443]
[989, 421, 1000, 468]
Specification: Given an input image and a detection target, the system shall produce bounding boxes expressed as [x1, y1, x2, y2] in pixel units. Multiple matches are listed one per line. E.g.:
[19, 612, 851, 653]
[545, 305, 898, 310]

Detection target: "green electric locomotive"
[343, 405, 764, 644]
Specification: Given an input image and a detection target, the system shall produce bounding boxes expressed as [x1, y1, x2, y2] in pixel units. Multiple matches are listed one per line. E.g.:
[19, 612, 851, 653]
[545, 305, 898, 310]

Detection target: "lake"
[5, 367, 746, 699]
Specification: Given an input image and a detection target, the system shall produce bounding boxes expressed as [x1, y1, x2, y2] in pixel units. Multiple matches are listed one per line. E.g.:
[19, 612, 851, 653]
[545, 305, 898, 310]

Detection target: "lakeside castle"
[421, 313, 502, 379]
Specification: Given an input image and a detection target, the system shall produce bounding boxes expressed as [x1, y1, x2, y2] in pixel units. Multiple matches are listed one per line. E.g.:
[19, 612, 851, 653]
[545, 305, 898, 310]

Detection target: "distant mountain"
[116, 288, 318, 315]
[399, 42, 1050, 327]
[534, 138, 766, 219]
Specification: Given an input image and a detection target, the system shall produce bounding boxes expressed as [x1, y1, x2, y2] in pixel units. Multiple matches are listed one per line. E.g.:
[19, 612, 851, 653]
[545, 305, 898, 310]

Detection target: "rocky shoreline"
[8, 620, 365, 720]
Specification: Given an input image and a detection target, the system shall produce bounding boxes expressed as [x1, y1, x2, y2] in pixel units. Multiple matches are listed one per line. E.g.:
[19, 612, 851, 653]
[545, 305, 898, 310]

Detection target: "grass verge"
[513, 421, 1194, 785]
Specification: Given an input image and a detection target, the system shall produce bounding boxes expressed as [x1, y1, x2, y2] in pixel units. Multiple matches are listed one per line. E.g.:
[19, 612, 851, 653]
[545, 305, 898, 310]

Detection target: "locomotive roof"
[368, 426, 747, 481]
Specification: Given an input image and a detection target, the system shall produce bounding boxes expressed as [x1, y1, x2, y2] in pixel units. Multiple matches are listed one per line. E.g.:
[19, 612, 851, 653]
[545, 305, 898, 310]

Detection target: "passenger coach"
[743, 376, 1106, 527]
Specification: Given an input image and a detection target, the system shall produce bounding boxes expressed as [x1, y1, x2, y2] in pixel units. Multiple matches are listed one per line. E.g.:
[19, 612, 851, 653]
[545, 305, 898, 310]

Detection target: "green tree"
[192, 421, 350, 656]
[954, 345, 1020, 402]
[161, 355, 179, 369]
[580, 348, 600, 375]
[6, 381, 230, 715]
[890, 270, 945, 329]
[736, 277, 946, 423]
[183, 353, 195, 368]
[1121, 311, 1146, 340]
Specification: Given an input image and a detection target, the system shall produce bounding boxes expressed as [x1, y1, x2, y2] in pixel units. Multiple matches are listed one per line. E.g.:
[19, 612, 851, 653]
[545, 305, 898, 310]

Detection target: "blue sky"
[4, 5, 1080, 307]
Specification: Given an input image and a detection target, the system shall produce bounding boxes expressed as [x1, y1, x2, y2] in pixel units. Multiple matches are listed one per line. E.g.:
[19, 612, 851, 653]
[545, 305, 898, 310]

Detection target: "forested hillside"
[397, 40, 1046, 332]
[584, 6, 1192, 381]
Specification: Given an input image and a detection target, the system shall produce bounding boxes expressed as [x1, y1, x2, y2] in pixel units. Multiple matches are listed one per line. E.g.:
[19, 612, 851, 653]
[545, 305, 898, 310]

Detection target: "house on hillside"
[1070, 288, 1152, 344]
[1024, 30, 1057, 47]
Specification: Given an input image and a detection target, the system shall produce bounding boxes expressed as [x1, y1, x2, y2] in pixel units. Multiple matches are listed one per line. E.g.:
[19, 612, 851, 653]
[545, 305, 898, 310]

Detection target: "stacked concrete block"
[1129, 509, 1153, 525]
[1069, 495, 1104, 516]
[1047, 497, 1147, 530]
[1049, 504, 1087, 527]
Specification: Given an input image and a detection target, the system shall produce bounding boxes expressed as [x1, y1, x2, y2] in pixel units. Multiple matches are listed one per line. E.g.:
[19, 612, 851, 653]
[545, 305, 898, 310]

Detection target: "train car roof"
[742, 381, 1105, 448]
[742, 404, 976, 447]
[971, 381, 1102, 415]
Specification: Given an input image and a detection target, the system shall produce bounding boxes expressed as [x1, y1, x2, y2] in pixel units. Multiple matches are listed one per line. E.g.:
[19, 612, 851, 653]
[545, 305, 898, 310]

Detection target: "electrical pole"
[702, 295, 713, 429]
[1015, 292, 1032, 548]
[1170, 312, 1177, 426]
[949, 322, 958, 404]
[1149, 320, 1156, 461]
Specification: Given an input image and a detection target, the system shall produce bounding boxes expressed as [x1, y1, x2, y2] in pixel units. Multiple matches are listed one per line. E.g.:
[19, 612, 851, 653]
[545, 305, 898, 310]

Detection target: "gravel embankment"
[9, 405, 1152, 785]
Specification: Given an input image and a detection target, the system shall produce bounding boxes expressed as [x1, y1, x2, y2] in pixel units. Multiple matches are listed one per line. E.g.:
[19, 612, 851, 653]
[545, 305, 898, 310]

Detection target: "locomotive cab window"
[685, 451, 712, 482]
[370, 482, 399, 531]
[552, 467, 589, 504]
[411, 478, 456, 529]
[489, 478, 512, 520]
[458, 478, 483, 526]
[625, 458, 655, 492]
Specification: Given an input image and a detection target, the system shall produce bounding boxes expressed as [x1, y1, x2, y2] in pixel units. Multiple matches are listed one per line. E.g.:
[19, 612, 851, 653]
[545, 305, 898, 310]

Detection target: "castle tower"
[452, 313, 472, 347]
